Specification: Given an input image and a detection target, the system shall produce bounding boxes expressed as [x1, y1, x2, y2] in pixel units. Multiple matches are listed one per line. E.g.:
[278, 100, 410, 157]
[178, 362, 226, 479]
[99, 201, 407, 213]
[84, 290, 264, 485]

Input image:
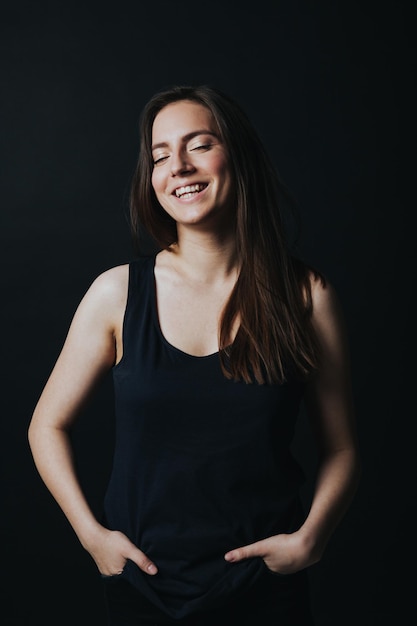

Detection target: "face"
[151, 100, 233, 231]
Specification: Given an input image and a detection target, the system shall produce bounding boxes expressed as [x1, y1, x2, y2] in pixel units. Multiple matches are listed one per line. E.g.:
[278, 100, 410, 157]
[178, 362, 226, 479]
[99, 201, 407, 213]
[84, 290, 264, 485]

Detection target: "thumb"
[224, 539, 267, 563]
[128, 546, 158, 576]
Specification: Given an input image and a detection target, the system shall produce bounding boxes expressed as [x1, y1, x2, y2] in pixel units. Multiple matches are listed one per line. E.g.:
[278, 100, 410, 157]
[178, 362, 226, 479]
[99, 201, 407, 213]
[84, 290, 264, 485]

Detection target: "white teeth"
[175, 183, 206, 198]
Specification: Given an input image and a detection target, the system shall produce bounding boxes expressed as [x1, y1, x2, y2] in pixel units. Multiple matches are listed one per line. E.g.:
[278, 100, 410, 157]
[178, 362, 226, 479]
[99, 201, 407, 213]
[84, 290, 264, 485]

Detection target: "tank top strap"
[129, 255, 155, 289]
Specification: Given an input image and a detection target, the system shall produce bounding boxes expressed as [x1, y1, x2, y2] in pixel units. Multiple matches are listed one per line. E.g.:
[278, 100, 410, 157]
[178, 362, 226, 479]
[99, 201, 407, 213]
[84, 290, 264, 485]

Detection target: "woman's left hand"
[224, 531, 319, 575]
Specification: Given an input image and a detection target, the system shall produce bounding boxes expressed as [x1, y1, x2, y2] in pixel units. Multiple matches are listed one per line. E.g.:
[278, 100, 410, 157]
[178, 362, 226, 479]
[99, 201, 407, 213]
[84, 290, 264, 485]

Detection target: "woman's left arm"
[225, 278, 361, 573]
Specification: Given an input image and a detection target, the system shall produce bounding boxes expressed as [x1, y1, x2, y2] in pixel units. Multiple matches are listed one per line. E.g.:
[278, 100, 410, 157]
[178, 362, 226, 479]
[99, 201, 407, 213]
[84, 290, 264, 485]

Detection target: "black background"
[1, 1, 415, 625]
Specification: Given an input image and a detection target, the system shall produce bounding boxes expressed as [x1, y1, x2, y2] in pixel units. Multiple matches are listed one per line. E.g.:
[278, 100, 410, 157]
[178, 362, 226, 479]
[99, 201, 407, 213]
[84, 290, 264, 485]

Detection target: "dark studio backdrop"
[1, 1, 415, 625]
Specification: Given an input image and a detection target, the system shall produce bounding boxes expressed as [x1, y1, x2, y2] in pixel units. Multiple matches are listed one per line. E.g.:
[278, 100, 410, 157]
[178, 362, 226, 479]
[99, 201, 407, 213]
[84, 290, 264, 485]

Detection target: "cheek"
[151, 170, 172, 210]
[211, 152, 230, 178]
[151, 170, 161, 193]
[215, 159, 232, 190]
[212, 153, 227, 172]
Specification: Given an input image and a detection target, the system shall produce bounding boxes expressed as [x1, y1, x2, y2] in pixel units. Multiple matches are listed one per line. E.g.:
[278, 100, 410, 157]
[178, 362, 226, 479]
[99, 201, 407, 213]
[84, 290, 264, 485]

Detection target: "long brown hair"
[129, 85, 324, 384]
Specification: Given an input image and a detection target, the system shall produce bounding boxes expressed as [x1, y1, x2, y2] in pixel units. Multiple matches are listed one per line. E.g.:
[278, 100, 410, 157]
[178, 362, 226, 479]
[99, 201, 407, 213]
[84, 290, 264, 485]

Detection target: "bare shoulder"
[88, 264, 129, 301]
[309, 272, 344, 325]
[308, 272, 350, 357]
[75, 263, 129, 327]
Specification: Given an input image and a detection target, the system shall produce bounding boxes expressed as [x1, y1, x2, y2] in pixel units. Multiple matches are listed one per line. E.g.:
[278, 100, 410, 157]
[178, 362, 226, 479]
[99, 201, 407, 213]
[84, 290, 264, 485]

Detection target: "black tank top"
[103, 255, 306, 619]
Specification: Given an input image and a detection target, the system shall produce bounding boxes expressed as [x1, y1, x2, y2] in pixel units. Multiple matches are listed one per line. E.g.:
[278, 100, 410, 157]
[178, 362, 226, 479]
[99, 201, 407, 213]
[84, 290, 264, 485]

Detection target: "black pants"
[103, 570, 315, 626]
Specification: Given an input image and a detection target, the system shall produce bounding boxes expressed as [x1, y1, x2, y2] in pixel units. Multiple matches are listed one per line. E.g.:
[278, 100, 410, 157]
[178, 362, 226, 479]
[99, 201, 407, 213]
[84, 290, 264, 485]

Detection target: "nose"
[170, 151, 195, 176]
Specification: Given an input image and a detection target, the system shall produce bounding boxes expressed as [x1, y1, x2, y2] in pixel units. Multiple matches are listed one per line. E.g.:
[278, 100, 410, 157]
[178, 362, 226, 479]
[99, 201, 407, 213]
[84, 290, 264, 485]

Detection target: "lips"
[174, 183, 208, 198]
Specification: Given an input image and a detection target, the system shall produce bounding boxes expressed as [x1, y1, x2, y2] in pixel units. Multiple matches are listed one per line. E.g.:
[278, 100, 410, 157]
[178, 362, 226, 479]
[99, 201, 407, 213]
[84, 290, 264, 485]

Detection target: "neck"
[168, 228, 239, 284]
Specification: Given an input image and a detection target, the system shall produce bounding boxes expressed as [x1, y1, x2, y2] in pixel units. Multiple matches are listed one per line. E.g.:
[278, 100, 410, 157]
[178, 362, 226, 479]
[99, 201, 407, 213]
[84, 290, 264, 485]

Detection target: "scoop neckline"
[149, 254, 221, 361]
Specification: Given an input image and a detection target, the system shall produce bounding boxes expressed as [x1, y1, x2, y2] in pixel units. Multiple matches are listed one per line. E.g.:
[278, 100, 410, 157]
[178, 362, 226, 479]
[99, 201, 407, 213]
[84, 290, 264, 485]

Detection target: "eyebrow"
[151, 130, 218, 152]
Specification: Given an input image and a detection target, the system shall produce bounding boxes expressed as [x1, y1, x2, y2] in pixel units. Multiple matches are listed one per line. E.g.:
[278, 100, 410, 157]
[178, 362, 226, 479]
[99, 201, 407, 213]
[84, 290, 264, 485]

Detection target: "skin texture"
[28, 100, 360, 582]
[151, 101, 234, 235]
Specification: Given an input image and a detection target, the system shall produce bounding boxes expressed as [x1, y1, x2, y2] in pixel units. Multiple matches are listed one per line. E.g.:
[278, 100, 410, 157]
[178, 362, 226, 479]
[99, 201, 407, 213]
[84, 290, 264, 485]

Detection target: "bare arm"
[224, 277, 361, 573]
[28, 265, 158, 576]
[294, 277, 361, 559]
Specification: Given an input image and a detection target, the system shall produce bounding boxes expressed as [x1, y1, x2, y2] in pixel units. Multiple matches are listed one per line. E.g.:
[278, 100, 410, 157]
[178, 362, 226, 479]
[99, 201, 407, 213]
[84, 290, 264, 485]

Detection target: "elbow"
[27, 411, 46, 455]
[27, 418, 38, 454]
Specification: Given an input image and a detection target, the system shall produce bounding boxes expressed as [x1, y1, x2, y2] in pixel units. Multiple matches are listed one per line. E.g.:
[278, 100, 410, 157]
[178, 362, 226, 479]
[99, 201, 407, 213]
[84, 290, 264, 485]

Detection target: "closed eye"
[153, 156, 169, 165]
[191, 143, 212, 152]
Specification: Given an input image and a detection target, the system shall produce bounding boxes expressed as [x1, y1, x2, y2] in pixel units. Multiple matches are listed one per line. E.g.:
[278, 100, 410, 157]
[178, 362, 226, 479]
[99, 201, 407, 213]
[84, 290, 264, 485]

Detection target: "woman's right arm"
[28, 265, 158, 576]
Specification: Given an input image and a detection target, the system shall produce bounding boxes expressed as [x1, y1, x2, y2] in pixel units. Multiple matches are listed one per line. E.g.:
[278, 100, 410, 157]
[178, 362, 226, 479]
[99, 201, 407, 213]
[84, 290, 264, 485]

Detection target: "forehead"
[151, 100, 217, 141]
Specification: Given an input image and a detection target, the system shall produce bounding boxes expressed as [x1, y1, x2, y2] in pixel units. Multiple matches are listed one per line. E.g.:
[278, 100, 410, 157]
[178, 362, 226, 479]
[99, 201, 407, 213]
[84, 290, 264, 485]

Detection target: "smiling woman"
[28, 84, 361, 626]
[150, 100, 233, 233]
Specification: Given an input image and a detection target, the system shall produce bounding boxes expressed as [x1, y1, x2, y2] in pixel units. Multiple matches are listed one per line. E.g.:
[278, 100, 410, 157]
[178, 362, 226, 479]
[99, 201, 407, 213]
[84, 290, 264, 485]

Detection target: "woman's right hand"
[85, 526, 158, 577]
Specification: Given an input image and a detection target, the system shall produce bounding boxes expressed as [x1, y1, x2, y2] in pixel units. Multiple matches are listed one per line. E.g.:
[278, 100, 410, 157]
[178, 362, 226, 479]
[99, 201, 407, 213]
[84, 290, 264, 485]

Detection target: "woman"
[28, 85, 361, 625]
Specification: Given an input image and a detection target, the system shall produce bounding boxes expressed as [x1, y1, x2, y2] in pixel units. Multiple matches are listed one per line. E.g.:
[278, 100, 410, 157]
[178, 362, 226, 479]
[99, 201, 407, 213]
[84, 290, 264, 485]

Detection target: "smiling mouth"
[174, 183, 208, 199]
